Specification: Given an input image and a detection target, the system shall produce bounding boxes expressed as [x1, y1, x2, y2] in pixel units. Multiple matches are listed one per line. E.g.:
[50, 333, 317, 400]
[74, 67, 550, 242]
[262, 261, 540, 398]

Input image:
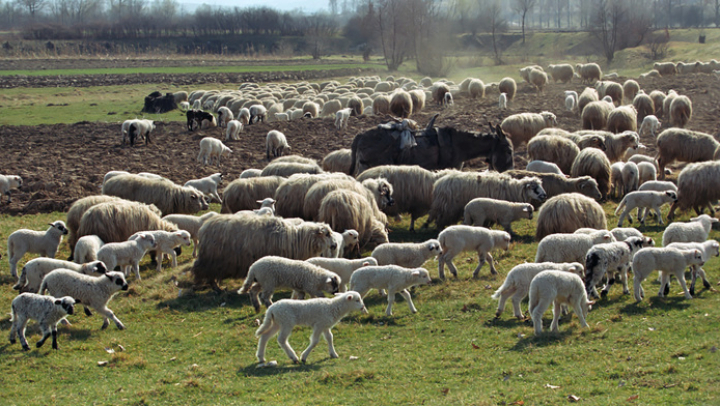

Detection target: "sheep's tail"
[237, 272, 255, 294]
[490, 276, 513, 300]
[614, 196, 627, 215]
[12, 266, 27, 291]
[255, 309, 275, 337]
[528, 285, 539, 314]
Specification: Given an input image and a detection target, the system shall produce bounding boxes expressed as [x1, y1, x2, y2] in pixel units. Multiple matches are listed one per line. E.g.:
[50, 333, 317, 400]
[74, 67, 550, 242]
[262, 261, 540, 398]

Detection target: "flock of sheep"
[4, 59, 720, 365]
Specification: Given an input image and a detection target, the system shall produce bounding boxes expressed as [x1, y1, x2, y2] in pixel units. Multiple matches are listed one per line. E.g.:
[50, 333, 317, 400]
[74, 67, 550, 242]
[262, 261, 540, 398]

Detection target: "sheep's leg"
[667, 201, 679, 220]
[170, 249, 178, 269]
[133, 263, 142, 281]
[277, 326, 299, 363]
[50, 326, 59, 350]
[652, 206, 664, 225]
[494, 288, 513, 318]
[633, 270, 645, 302]
[472, 251, 487, 278]
[9, 256, 20, 279]
[675, 270, 693, 299]
[698, 267, 711, 289]
[689, 265, 698, 296]
[260, 289, 274, 308]
[550, 300, 562, 333]
[572, 300, 590, 329]
[438, 257, 446, 280]
[616, 209, 629, 227]
[323, 330, 338, 359]
[255, 324, 280, 364]
[300, 329, 323, 363]
[531, 298, 550, 336]
[658, 272, 670, 297]
[84, 306, 93, 317]
[487, 252, 498, 275]
[510, 290, 525, 319]
[35, 324, 51, 348]
[399, 289, 417, 314]
[409, 215, 416, 232]
[97, 306, 125, 330]
[385, 290, 396, 316]
[446, 259, 460, 278]
[192, 239, 198, 258]
[620, 267, 630, 295]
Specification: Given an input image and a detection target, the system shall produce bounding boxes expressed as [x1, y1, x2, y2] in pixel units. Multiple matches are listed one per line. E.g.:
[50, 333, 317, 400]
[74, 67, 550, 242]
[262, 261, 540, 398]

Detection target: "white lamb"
[499, 92, 508, 109]
[0, 174, 22, 203]
[491, 262, 584, 319]
[535, 230, 615, 265]
[12, 258, 107, 293]
[238, 107, 251, 125]
[639, 115, 661, 138]
[526, 160, 564, 175]
[73, 235, 105, 264]
[666, 240, 720, 296]
[637, 162, 657, 186]
[9, 293, 75, 351]
[371, 239, 441, 268]
[217, 106, 233, 128]
[129, 230, 191, 273]
[238, 256, 342, 313]
[7, 220, 68, 278]
[437, 226, 512, 279]
[334, 108, 353, 130]
[323, 229, 359, 258]
[306, 257, 378, 292]
[266, 130, 290, 160]
[349, 265, 432, 316]
[184, 173, 224, 203]
[528, 270, 594, 336]
[614, 190, 677, 227]
[274, 112, 290, 122]
[197, 137, 232, 166]
[662, 214, 719, 246]
[565, 94, 577, 112]
[584, 236, 655, 298]
[255, 291, 367, 364]
[96, 233, 158, 280]
[39, 269, 129, 330]
[632, 247, 704, 301]
[462, 198, 534, 235]
[225, 120, 243, 141]
[162, 212, 219, 258]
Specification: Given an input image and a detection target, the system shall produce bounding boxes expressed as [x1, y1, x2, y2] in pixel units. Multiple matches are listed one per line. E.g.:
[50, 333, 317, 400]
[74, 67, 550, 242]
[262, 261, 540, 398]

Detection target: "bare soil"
[1, 74, 718, 215]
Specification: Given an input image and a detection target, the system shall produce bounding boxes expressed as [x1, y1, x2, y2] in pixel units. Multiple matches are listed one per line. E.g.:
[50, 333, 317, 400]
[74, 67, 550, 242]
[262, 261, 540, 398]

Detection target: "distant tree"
[329, 0, 338, 15]
[512, 0, 535, 44]
[375, 0, 411, 71]
[479, 0, 507, 65]
[591, 0, 624, 63]
[16, 0, 46, 18]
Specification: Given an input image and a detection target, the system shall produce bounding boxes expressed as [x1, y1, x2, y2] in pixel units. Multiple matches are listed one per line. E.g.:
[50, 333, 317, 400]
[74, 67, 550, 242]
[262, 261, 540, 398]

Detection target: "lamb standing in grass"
[12, 259, 107, 293]
[529, 270, 594, 336]
[197, 137, 232, 166]
[306, 257, 378, 292]
[615, 190, 677, 227]
[39, 270, 129, 330]
[9, 293, 75, 351]
[632, 247, 704, 301]
[255, 291, 367, 364]
[437, 226, 512, 279]
[161, 212, 219, 258]
[371, 239, 441, 268]
[184, 173, 224, 204]
[73, 235, 104, 264]
[535, 230, 615, 265]
[666, 240, 720, 296]
[0, 174, 22, 203]
[492, 262, 584, 319]
[349, 265, 432, 316]
[462, 198, 533, 235]
[584, 236, 655, 298]
[129, 230, 191, 273]
[96, 233, 158, 280]
[7, 221, 68, 278]
[662, 214, 718, 246]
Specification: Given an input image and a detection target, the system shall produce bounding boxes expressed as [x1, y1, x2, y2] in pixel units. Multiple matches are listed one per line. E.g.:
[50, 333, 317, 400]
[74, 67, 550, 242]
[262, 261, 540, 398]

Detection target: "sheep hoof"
[9, 338, 15, 344]
[36, 341, 44, 348]
[703, 280, 711, 289]
[663, 285, 670, 295]
[689, 288, 695, 296]
[22, 345, 30, 351]
[84, 307, 92, 317]
[600, 290, 608, 298]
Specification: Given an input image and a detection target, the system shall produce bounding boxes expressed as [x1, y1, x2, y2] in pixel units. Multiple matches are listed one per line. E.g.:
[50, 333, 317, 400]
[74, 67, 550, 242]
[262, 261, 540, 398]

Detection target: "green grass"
[1, 201, 719, 405]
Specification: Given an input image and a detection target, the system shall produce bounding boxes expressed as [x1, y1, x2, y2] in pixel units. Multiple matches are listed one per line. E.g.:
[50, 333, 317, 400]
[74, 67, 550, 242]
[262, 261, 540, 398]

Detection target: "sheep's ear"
[326, 277, 333, 284]
[346, 294, 354, 301]
[362, 261, 370, 266]
[54, 299, 62, 305]
[523, 207, 529, 212]
[256, 200, 263, 204]
[412, 270, 421, 277]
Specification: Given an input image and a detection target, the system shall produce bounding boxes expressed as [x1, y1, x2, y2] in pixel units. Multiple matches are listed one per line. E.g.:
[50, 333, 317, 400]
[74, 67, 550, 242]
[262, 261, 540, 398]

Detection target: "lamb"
[638, 180, 677, 193]
[637, 162, 657, 186]
[184, 173, 223, 204]
[12, 258, 107, 293]
[103, 174, 209, 216]
[547, 64, 574, 83]
[575, 63, 602, 84]
[238, 256, 342, 313]
[324, 229, 360, 258]
[666, 240, 720, 296]
[669, 95, 693, 128]
[463, 198, 533, 235]
[565, 94, 577, 112]
[535, 193, 607, 240]
[96, 232, 158, 280]
[662, 215, 718, 246]
[638, 115, 661, 138]
[529, 270, 594, 336]
[498, 77, 517, 101]
[334, 108, 353, 131]
[606, 106, 638, 134]
[621, 161, 639, 195]
[238, 107, 251, 125]
[7, 221, 68, 278]
[248, 104, 267, 124]
[216, 106, 234, 128]
[632, 247, 704, 301]
[126, 119, 155, 146]
[443, 92, 454, 107]
[581, 98, 614, 130]
[129, 230, 191, 273]
[527, 135, 580, 174]
[437, 226, 512, 279]
[197, 137, 232, 166]
[306, 257, 377, 291]
[500, 111, 557, 147]
[499, 92, 508, 109]
[221, 176, 285, 214]
[225, 120, 243, 141]
[39, 269, 129, 330]
[570, 147, 612, 199]
[578, 87, 599, 113]
[349, 265, 432, 316]
[492, 262, 584, 319]
[321, 149, 352, 174]
[266, 130, 290, 161]
[73, 235, 104, 264]
[0, 174, 22, 203]
[371, 239, 441, 269]
[9, 293, 75, 351]
[254, 291, 366, 364]
[655, 128, 720, 180]
[584, 236, 655, 298]
[536, 230, 615, 265]
[525, 160, 564, 175]
[615, 190, 677, 227]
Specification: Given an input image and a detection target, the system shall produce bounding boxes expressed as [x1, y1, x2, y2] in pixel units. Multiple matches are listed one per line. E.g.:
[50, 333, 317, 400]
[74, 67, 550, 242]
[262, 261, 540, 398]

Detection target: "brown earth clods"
[1, 74, 719, 216]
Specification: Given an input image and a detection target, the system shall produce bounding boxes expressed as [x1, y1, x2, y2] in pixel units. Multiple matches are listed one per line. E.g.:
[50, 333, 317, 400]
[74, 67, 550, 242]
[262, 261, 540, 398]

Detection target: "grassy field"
[1, 202, 719, 405]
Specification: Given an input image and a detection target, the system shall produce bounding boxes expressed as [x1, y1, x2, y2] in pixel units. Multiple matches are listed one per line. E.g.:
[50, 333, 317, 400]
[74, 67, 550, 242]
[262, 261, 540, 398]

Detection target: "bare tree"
[16, 0, 46, 18]
[328, 0, 338, 15]
[591, 0, 625, 63]
[512, 0, 535, 44]
[479, 0, 507, 65]
[376, 0, 411, 71]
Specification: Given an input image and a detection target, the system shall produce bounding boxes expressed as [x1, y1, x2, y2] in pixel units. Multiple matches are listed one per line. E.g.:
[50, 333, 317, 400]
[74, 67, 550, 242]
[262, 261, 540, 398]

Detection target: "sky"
[177, 0, 327, 13]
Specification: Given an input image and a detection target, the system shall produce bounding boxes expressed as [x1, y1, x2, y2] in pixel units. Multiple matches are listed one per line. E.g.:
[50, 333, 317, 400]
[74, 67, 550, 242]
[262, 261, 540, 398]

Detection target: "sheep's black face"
[95, 262, 108, 274]
[64, 303, 75, 315]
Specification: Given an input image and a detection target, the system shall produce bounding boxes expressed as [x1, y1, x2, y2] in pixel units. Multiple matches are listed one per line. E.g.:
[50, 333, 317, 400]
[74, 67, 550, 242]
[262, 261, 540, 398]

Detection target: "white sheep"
[7, 221, 68, 278]
[274, 112, 290, 122]
[197, 137, 232, 166]
[266, 130, 290, 160]
[162, 212, 219, 258]
[217, 106, 234, 128]
[632, 247, 704, 301]
[584, 236, 655, 298]
[639, 115, 661, 138]
[39, 269, 129, 330]
[492, 262, 584, 319]
[255, 291, 367, 364]
[96, 233, 158, 280]
[306, 257, 378, 291]
[529, 270, 594, 336]
[323, 229, 359, 258]
[129, 230, 191, 273]
[662, 214, 719, 246]
[621, 161, 639, 196]
[498, 92, 507, 109]
[179, 101, 190, 111]
[238, 107, 251, 125]
[535, 230, 615, 265]
[12, 258, 107, 293]
[462, 198, 534, 235]
[9, 293, 75, 351]
[371, 239, 441, 269]
[238, 256, 342, 313]
[334, 107, 353, 130]
[636, 162, 657, 187]
[73, 235, 104, 264]
[437, 226, 512, 279]
[239, 169, 263, 179]
[349, 265, 432, 316]
[249, 104, 267, 124]
[225, 120, 243, 141]
[184, 173, 224, 203]
[0, 174, 22, 203]
[526, 160, 564, 176]
[666, 240, 720, 296]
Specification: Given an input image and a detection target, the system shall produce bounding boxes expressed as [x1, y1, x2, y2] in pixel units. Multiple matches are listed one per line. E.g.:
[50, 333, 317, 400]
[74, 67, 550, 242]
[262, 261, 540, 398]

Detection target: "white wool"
[666, 240, 720, 295]
[615, 190, 677, 227]
[334, 108, 353, 130]
[535, 230, 615, 265]
[96, 233, 158, 281]
[7, 220, 68, 279]
[266, 130, 290, 160]
[528, 270, 593, 336]
[632, 247, 704, 301]
[197, 137, 232, 166]
[9, 293, 76, 351]
[462, 198, 534, 235]
[306, 257, 378, 291]
[161, 212, 219, 258]
[584, 236, 655, 298]
[0, 174, 23, 203]
[12, 258, 107, 293]
[73, 235, 105, 264]
[349, 265, 432, 316]
[225, 120, 243, 141]
[526, 160, 564, 176]
[129, 230, 191, 273]
[184, 173, 224, 204]
[371, 239, 441, 268]
[438, 226, 512, 279]
[662, 214, 719, 246]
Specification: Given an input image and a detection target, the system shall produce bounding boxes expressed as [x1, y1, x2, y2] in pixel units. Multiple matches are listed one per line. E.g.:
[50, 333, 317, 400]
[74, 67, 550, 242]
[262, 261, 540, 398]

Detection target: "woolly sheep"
[527, 135, 580, 174]
[9, 293, 75, 351]
[498, 77, 517, 101]
[306, 257, 376, 291]
[621, 161, 639, 195]
[520, 65, 543, 82]
[606, 106, 638, 134]
[225, 120, 243, 141]
[648, 90, 666, 117]
[655, 128, 720, 180]
[303, 178, 389, 224]
[217, 106, 233, 128]
[73, 235, 104, 264]
[596, 81, 623, 106]
[529, 69, 549, 91]
[39, 269, 129, 330]
[317, 189, 389, 252]
[372, 95, 391, 115]
[238, 107, 251, 125]
[129, 230, 190, 273]
[529, 270, 594, 336]
[638, 115, 661, 139]
[197, 137, 232, 166]
[653, 62, 677, 76]
[334, 108, 353, 131]
[565, 94, 577, 113]
[662, 215, 718, 246]
[12, 258, 106, 293]
[570, 147, 612, 199]
[348, 265, 431, 317]
[525, 160, 564, 176]
[584, 236, 655, 297]
[0, 174, 22, 203]
[302, 102, 320, 118]
[273, 173, 350, 218]
[505, 171, 602, 204]
[467, 79, 484, 99]
[321, 149, 352, 174]
[663, 90, 678, 118]
[547, 64, 574, 83]
[221, 176, 285, 214]
[632, 93, 655, 125]
[463, 198, 533, 235]
[103, 174, 208, 216]
[261, 162, 323, 177]
[639, 69, 661, 79]
[668, 162, 720, 220]
[669, 95, 693, 128]
[239, 169, 262, 179]
[492, 262, 584, 319]
[578, 87, 599, 113]
[390, 90, 413, 118]
[238, 256, 341, 312]
[7, 221, 68, 279]
[161, 212, 219, 258]
[536, 230, 614, 265]
[637, 161, 657, 186]
[254, 291, 366, 364]
[581, 98, 614, 130]
[371, 239, 441, 269]
[249, 104, 267, 124]
[622, 79, 640, 104]
[535, 193, 607, 240]
[437, 226, 511, 279]
[500, 112, 557, 147]
[632, 247, 704, 301]
[431, 82, 450, 106]
[266, 130, 290, 161]
[97, 232, 158, 280]
[576, 63, 602, 84]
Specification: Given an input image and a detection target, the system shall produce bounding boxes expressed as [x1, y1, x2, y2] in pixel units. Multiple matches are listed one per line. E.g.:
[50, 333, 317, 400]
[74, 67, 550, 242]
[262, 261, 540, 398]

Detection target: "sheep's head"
[426, 239, 441, 254]
[89, 260, 108, 274]
[523, 204, 534, 220]
[54, 296, 76, 316]
[524, 179, 547, 201]
[105, 272, 129, 291]
[340, 291, 367, 314]
[665, 191, 678, 202]
[8, 176, 22, 188]
[325, 275, 341, 294]
[49, 221, 69, 235]
[576, 177, 602, 201]
[540, 111, 557, 127]
[412, 268, 433, 286]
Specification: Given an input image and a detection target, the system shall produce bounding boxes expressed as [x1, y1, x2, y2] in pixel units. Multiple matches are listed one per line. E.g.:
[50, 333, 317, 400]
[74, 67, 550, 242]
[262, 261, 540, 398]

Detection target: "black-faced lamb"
[349, 265, 432, 316]
[437, 226, 512, 279]
[463, 198, 533, 235]
[0, 174, 22, 203]
[529, 270, 594, 336]
[9, 293, 75, 351]
[7, 221, 68, 278]
[536, 230, 615, 265]
[584, 236, 655, 298]
[13, 258, 107, 293]
[632, 247, 704, 301]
